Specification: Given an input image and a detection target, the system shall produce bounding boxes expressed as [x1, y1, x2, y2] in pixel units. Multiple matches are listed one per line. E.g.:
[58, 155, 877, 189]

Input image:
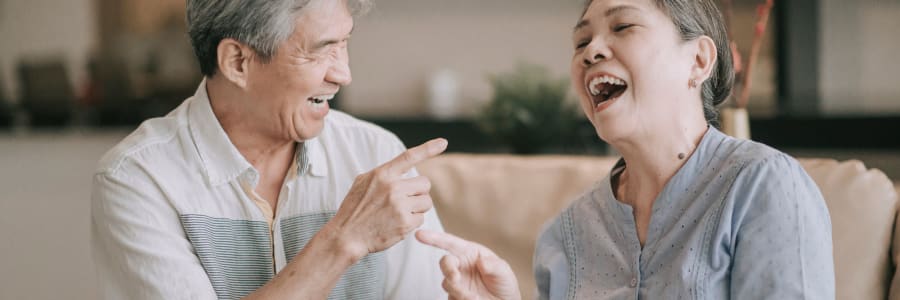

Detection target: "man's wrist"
[316, 222, 368, 263]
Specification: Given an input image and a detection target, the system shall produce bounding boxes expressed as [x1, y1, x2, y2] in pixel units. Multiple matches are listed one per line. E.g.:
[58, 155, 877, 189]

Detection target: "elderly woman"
[417, 0, 835, 298]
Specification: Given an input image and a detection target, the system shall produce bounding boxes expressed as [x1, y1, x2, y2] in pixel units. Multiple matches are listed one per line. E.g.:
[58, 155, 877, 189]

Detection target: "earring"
[689, 78, 698, 89]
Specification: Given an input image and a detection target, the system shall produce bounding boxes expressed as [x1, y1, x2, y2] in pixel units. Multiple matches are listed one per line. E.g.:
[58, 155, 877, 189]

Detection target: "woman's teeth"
[588, 75, 626, 96]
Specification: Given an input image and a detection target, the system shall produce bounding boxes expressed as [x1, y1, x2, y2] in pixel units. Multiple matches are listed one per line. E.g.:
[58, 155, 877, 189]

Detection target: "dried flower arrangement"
[721, 0, 774, 109]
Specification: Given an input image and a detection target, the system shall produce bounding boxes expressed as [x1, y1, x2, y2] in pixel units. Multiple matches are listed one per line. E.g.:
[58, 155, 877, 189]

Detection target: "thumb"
[477, 255, 508, 277]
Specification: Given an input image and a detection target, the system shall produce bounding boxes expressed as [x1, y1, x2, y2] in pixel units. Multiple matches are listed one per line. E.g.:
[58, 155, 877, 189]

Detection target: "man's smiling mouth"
[307, 94, 334, 109]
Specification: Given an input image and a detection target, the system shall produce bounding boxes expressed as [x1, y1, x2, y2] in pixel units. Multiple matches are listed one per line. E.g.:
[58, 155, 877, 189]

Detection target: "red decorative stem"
[737, 0, 773, 108]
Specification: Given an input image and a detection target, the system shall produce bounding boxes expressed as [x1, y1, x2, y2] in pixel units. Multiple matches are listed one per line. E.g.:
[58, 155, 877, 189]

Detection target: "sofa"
[417, 154, 900, 300]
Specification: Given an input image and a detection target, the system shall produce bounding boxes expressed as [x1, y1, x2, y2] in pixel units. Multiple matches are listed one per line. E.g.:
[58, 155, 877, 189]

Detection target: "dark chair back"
[18, 59, 75, 127]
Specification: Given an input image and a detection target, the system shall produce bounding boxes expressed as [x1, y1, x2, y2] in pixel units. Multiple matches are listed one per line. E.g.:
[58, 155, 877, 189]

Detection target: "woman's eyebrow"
[605, 5, 640, 18]
[574, 19, 590, 32]
[573, 5, 641, 32]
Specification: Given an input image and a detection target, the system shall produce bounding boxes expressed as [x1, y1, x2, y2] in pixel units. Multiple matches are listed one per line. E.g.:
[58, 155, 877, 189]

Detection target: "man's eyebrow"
[313, 25, 355, 49]
[574, 5, 641, 32]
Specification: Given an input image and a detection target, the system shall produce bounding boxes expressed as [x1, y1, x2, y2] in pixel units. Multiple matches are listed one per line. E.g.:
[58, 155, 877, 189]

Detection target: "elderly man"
[91, 0, 448, 299]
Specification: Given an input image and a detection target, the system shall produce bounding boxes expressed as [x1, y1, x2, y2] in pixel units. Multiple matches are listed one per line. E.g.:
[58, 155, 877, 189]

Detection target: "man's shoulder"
[96, 102, 192, 177]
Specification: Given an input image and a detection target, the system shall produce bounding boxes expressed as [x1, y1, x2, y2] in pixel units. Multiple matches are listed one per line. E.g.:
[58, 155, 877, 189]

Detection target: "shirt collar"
[296, 136, 329, 178]
[189, 80, 328, 186]
[602, 126, 727, 210]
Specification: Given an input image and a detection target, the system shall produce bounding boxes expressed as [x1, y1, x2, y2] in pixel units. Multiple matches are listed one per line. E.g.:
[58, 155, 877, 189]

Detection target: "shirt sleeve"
[378, 133, 449, 299]
[729, 154, 835, 299]
[533, 214, 570, 300]
[91, 171, 217, 299]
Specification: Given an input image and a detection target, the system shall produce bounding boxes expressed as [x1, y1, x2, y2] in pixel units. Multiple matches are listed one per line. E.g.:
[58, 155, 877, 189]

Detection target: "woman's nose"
[582, 41, 611, 66]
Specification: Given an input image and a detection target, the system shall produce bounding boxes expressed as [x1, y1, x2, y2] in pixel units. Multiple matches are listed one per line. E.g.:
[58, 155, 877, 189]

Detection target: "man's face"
[244, 0, 353, 141]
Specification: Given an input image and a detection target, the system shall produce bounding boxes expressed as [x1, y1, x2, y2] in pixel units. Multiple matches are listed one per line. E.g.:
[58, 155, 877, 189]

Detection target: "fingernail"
[434, 138, 448, 150]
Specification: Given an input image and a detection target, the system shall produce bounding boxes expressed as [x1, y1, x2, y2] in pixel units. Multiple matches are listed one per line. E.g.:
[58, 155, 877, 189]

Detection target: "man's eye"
[613, 24, 634, 32]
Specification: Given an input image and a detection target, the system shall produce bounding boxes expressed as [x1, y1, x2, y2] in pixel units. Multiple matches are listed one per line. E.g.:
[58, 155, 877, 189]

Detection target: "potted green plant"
[477, 63, 579, 154]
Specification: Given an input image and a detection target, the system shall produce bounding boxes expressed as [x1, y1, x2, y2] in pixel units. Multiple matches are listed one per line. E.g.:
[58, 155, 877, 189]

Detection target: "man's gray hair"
[187, 0, 372, 77]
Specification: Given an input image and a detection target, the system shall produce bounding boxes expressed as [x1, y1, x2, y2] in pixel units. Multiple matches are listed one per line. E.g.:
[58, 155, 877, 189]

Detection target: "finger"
[409, 194, 433, 214]
[382, 138, 448, 177]
[404, 212, 425, 233]
[477, 255, 513, 279]
[396, 176, 431, 196]
[440, 256, 472, 299]
[415, 230, 472, 256]
[443, 278, 472, 300]
[439, 255, 461, 281]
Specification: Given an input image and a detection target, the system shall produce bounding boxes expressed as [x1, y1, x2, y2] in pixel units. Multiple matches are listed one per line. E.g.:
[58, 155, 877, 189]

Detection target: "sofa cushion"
[800, 159, 898, 300]
[419, 155, 898, 299]
[418, 154, 617, 299]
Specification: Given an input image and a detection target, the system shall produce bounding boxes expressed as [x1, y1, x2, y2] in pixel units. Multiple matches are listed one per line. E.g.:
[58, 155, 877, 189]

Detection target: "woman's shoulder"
[716, 136, 825, 211]
[711, 134, 804, 179]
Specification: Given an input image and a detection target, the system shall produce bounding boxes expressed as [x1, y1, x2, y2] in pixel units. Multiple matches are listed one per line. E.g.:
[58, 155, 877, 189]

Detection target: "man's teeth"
[309, 94, 335, 102]
[588, 75, 626, 96]
[307, 94, 334, 108]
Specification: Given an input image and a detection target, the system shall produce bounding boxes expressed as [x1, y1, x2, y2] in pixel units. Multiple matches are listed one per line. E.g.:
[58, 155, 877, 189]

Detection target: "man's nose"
[326, 55, 352, 86]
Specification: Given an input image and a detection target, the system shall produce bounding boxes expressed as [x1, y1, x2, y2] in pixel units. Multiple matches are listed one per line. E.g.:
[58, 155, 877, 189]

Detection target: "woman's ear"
[216, 38, 253, 88]
[691, 36, 717, 84]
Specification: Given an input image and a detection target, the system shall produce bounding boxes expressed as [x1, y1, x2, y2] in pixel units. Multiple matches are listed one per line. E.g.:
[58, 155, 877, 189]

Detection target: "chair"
[17, 59, 75, 127]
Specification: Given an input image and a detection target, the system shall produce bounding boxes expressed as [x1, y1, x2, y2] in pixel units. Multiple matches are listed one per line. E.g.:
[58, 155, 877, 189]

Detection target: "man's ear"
[691, 36, 717, 84]
[216, 38, 253, 88]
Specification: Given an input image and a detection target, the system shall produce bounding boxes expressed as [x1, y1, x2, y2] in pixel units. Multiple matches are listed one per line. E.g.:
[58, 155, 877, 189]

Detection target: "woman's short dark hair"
[581, 0, 735, 126]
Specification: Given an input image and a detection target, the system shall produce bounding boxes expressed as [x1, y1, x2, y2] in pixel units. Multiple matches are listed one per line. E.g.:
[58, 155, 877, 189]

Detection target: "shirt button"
[630, 278, 637, 287]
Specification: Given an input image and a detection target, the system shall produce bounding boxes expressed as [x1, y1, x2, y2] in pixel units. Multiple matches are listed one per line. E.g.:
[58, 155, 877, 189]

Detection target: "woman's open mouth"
[586, 74, 628, 110]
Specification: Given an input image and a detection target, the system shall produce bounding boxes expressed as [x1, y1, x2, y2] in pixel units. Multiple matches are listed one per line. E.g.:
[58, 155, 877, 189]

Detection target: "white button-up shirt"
[91, 81, 447, 299]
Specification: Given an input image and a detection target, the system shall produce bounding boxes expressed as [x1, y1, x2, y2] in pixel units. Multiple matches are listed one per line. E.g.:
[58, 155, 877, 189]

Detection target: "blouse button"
[630, 278, 637, 287]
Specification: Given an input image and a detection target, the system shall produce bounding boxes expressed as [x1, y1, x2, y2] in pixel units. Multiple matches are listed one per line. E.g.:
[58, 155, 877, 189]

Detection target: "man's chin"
[293, 123, 325, 141]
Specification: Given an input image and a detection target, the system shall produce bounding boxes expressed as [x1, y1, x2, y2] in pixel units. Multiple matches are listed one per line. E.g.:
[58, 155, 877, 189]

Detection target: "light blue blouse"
[533, 127, 835, 299]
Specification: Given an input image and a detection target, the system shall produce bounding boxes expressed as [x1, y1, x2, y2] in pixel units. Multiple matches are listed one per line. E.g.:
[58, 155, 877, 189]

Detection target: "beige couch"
[418, 154, 900, 300]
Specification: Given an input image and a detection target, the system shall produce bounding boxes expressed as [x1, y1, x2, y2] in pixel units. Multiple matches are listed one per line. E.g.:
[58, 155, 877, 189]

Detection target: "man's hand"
[416, 230, 521, 300]
[330, 138, 448, 260]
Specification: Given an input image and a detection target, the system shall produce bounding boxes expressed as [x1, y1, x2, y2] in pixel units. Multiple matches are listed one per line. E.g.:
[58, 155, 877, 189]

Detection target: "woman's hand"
[416, 230, 522, 300]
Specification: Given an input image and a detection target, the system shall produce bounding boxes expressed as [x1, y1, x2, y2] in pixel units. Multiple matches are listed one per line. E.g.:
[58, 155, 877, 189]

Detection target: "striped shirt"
[91, 81, 447, 299]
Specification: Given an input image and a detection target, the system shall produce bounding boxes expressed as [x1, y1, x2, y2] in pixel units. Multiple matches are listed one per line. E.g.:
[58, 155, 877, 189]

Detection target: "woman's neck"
[613, 119, 708, 208]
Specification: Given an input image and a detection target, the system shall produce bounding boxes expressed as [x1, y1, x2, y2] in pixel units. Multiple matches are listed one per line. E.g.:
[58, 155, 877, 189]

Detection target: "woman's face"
[571, 0, 698, 143]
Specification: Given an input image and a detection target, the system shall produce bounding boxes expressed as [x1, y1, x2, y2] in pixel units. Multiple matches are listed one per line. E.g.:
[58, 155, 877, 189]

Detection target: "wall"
[819, 0, 900, 115]
[0, 133, 125, 300]
[343, 0, 583, 118]
[0, 0, 98, 103]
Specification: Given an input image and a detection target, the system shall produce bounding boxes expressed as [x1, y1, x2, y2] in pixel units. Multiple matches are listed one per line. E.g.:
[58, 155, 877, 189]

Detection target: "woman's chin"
[591, 118, 631, 145]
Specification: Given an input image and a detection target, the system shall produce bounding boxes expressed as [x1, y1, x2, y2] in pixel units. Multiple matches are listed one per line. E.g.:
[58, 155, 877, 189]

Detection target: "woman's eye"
[575, 40, 590, 49]
[613, 24, 634, 32]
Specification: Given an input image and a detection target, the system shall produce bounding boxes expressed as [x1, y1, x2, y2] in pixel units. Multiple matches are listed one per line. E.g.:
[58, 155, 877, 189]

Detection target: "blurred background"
[0, 0, 898, 299]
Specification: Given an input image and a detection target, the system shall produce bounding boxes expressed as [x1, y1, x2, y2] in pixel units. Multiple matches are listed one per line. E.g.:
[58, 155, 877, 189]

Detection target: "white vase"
[720, 107, 750, 139]
[427, 69, 460, 120]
